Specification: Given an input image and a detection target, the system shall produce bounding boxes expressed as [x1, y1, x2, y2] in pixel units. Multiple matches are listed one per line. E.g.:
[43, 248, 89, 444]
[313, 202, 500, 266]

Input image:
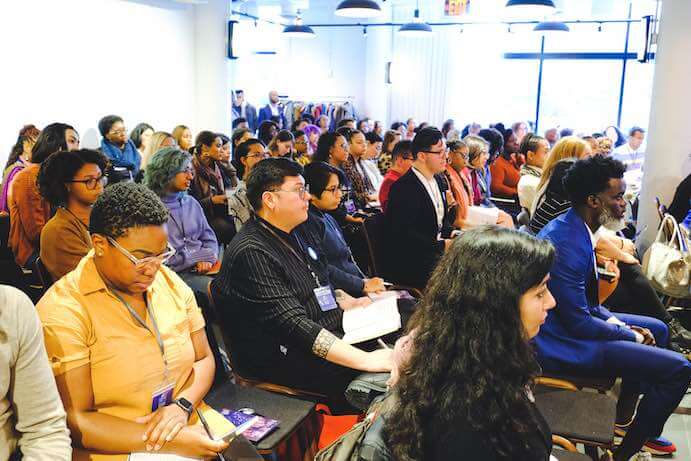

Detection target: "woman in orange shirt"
[489, 129, 521, 199]
[9, 123, 79, 267]
[38, 182, 227, 460]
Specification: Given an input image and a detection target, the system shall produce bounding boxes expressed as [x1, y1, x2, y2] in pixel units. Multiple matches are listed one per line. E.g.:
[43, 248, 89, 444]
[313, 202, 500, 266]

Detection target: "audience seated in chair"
[531, 158, 691, 350]
[379, 141, 413, 213]
[312, 132, 364, 226]
[385, 227, 557, 460]
[362, 131, 384, 193]
[464, 134, 494, 207]
[342, 129, 378, 210]
[98, 114, 141, 179]
[377, 130, 402, 176]
[297, 161, 386, 297]
[534, 155, 691, 460]
[517, 133, 549, 213]
[9, 123, 79, 268]
[1, 124, 40, 214]
[211, 158, 393, 410]
[383, 127, 451, 289]
[445, 140, 513, 229]
[267, 129, 294, 159]
[172, 125, 193, 153]
[38, 149, 108, 281]
[129, 123, 154, 167]
[489, 128, 521, 199]
[217, 133, 239, 189]
[188, 130, 236, 245]
[37, 182, 228, 460]
[228, 139, 268, 231]
[144, 147, 218, 296]
[0, 285, 72, 460]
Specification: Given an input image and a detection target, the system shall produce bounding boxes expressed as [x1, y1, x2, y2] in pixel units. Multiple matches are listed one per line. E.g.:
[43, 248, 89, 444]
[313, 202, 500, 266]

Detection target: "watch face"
[177, 398, 193, 412]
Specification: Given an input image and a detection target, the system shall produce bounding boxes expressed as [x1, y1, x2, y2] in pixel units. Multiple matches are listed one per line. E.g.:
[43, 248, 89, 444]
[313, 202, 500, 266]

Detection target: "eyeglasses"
[422, 149, 446, 155]
[324, 185, 346, 195]
[109, 128, 127, 136]
[270, 184, 310, 200]
[106, 237, 176, 271]
[68, 175, 108, 190]
[248, 152, 269, 159]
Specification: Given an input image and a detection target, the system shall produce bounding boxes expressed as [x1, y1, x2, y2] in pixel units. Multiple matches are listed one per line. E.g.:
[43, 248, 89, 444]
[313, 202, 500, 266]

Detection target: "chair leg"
[585, 445, 599, 460]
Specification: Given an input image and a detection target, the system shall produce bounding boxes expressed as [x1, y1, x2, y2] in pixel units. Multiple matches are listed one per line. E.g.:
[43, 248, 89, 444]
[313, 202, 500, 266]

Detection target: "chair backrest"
[361, 213, 385, 278]
[0, 214, 13, 260]
[33, 257, 54, 290]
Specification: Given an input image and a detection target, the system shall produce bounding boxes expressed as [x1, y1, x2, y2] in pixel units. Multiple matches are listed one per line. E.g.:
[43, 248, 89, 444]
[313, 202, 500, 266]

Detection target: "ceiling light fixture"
[335, 0, 382, 18]
[533, 20, 570, 33]
[399, 2, 432, 37]
[283, 15, 316, 39]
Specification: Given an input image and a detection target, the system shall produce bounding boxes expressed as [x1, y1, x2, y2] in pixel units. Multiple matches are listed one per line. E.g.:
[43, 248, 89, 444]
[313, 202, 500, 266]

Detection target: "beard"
[598, 205, 626, 232]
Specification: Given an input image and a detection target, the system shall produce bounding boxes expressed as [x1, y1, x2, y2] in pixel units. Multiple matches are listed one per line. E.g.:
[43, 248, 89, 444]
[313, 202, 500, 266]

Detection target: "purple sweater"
[161, 193, 218, 272]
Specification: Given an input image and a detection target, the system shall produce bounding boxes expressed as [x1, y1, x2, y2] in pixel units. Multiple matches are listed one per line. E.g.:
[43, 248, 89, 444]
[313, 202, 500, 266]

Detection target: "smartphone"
[596, 266, 617, 282]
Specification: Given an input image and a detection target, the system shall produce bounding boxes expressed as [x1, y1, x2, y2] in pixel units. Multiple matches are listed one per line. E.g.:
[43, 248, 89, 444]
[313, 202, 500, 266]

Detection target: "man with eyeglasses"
[212, 158, 393, 410]
[98, 114, 142, 178]
[383, 127, 452, 289]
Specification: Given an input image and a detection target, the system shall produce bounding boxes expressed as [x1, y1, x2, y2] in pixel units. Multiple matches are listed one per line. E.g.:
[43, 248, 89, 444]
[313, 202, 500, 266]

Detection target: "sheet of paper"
[342, 295, 401, 344]
[466, 206, 499, 226]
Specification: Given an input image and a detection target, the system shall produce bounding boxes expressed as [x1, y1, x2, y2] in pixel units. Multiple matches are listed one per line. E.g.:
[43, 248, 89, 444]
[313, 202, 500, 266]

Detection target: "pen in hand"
[196, 408, 226, 461]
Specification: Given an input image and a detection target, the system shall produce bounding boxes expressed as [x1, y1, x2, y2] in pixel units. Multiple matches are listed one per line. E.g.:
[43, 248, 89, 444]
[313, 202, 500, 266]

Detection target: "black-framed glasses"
[270, 184, 310, 200]
[422, 149, 446, 155]
[68, 175, 108, 190]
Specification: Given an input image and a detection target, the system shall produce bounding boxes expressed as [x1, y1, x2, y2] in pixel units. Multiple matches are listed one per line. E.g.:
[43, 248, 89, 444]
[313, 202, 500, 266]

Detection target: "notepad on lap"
[466, 206, 499, 226]
[342, 296, 401, 344]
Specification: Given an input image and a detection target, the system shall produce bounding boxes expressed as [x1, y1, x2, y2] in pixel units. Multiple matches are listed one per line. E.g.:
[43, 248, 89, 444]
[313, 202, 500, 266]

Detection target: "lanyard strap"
[258, 220, 322, 286]
[110, 289, 170, 380]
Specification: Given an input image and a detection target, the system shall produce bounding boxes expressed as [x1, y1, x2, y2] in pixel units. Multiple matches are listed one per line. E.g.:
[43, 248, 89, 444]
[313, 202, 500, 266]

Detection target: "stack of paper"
[342, 296, 401, 344]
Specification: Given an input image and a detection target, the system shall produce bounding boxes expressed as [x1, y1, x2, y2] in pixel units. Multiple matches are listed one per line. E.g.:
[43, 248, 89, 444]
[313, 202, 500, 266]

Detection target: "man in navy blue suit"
[257, 90, 286, 130]
[536, 155, 691, 460]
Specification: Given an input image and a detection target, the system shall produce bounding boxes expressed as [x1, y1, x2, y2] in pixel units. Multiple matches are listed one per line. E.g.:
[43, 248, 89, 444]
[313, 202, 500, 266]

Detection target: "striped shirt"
[211, 217, 342, 380]
[529, 193, 571, 235]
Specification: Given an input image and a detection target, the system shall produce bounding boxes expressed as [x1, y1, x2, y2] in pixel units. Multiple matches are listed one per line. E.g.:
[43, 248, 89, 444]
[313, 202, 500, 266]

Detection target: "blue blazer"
[232, 103, 258, 133]
[535, 208, 637, 371]
[257, 104, 286, 130]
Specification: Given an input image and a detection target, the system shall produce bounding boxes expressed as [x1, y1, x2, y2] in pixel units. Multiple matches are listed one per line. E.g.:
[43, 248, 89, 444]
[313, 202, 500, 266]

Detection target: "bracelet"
[619, 238, 624, 249]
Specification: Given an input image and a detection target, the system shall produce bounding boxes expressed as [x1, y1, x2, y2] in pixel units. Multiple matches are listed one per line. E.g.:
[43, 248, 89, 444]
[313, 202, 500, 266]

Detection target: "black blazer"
[382, 168, 447, 288]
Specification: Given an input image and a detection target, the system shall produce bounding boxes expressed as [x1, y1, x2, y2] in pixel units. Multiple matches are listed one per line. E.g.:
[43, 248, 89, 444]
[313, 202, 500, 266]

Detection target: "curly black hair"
[479, 127, 504, 159]
[563, 154, 626, 206]
[386, 226, 555, 460]
[38, 149, 109, 207]
[89, 182, 169, 238]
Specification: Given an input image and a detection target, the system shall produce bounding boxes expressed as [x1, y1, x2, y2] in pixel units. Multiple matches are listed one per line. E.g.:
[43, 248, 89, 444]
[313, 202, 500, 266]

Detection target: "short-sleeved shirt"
[37, 251, 206, 460]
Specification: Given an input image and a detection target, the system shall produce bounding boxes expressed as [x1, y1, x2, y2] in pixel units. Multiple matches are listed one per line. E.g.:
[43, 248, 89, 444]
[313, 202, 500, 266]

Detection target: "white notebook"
[465, 206, 499, 227]
[342, 295, 401, 344]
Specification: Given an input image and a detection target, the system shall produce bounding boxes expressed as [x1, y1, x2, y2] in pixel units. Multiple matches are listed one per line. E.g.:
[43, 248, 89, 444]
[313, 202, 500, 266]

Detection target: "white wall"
[0, 0, 200, 165]
[228, 7, 367, 120]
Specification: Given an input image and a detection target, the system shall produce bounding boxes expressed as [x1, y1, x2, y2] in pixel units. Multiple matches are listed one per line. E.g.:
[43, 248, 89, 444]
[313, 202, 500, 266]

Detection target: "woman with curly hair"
[385, 226, 556, 460]
[38, 149, 108, 280]
[37, 182, 227, 460]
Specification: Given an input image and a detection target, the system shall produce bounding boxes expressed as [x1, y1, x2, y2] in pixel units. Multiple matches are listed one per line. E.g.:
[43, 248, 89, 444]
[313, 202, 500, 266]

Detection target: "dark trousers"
[601, 313, 691, 438]
[604, 263, 672, 323]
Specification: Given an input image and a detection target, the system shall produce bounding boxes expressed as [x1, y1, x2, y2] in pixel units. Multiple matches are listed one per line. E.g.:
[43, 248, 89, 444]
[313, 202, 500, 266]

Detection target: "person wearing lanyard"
[144, 147, 218, 296]
[383, 127, 452, 290]
[37, 182, 227, 460]
[212, 158, 393, 411]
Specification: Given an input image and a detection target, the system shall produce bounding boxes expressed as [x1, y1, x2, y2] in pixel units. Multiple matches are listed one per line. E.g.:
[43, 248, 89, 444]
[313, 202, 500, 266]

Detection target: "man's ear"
[91, 234, 107, 257]
[261, 191, 276, 211]
[585, 194, 600, 210]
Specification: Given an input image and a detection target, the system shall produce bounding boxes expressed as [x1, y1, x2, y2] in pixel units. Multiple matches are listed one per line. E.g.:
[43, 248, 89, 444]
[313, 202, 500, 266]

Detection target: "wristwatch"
[173, 397, 194, 419]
